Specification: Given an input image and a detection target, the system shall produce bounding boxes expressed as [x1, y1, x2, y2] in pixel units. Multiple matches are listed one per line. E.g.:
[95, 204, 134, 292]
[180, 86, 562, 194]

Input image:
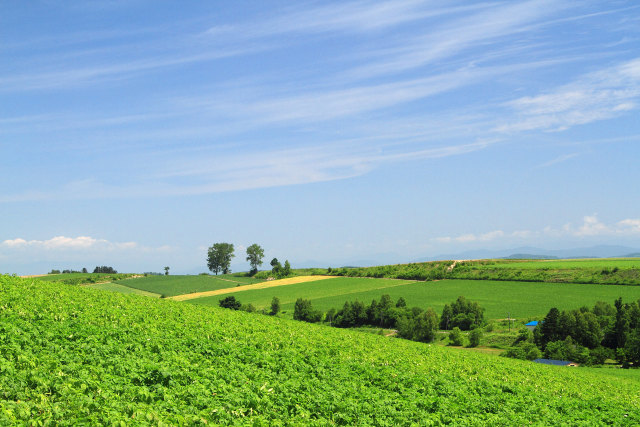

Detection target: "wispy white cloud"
[573, 215, 611, 237]
[534, 153, 579, 169]
[546, 215, 640, 238]
[434, 230, 504, 244]
[2, 236, 135, 250]
[0, 47, 258, 92]
[619, 219, 640, 233]
[345, 0, 565, 79]
[2, 2, 638, 204]
[433, 215, 640, 245]
[0, 137, 496, 202]
[0, 235, 171, 253]
[202, 0, 484, 39]
[496, 58, 640, 133]
[564, 216, 640, 237]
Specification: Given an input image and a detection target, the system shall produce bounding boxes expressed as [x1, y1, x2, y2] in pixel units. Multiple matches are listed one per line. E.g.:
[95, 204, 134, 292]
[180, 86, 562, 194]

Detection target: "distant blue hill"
[502, 254, 559, 260]
[416, 245, 640, 262]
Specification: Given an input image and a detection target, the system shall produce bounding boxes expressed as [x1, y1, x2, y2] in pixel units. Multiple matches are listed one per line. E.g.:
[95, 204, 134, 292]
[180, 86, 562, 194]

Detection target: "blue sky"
[2, 1, 640, 274]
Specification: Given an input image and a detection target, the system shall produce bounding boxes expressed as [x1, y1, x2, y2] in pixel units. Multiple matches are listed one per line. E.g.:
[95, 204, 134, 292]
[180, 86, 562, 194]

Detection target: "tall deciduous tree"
[246, 244, 265, 275]
[207, 243, 235, 275]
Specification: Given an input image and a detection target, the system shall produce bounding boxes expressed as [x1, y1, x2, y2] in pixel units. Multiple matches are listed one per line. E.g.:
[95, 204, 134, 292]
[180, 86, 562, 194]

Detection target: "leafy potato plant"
[1, 275, 639, 424]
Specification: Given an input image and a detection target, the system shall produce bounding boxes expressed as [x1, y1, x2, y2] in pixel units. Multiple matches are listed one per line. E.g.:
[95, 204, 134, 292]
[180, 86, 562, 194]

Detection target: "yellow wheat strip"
[169, 275, 336, 301]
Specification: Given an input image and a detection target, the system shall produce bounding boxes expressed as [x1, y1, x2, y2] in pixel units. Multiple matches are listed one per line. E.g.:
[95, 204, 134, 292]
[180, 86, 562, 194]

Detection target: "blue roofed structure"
[525, 321, 539, 331]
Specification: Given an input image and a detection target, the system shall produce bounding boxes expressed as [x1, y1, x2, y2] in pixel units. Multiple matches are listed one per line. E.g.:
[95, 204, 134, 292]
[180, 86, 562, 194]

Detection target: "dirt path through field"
[170, 275, 336, 301]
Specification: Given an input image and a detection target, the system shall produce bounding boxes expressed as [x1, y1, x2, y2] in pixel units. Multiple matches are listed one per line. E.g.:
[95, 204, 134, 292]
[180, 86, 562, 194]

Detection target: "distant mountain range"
[502, 254, 559, 260]
[417, 245, 640, 262]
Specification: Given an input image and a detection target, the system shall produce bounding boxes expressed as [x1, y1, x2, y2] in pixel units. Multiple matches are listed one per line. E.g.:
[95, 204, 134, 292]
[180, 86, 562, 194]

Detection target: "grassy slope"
[190, 276, 640, 320]
[1, 275, 639, 425]
[112, 274, 262, 297]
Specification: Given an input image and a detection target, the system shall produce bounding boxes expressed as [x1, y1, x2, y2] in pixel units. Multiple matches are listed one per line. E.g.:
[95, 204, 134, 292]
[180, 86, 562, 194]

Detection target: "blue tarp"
[533, 359, 572, 366]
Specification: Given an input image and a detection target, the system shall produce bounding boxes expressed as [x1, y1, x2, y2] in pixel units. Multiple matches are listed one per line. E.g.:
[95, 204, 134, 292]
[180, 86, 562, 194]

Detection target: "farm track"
[170, 275, 336, 301]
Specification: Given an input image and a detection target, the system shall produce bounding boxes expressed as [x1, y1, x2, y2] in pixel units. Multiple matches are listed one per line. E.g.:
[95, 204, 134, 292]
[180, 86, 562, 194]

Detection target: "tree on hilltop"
[93, 266, 117, 274]
[246, 244, 265, 275]
[207, 243, 235, 275]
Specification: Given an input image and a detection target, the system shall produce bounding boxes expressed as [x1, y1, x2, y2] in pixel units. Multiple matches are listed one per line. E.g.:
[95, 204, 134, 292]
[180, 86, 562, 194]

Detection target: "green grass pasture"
[2, 274, 639, 424]
[113, 274, 262, 297]
[192, 277, 640, 320]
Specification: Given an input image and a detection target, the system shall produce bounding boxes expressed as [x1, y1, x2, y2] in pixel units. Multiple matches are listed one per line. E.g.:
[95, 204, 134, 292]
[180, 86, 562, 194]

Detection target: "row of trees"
[49, 268, 88, 274]
[93, 266, 118, 274]
[506, 298, 640, 366]
[294, 294, 484, 346]
[49, 266, 118, 274]
[206, 242, 291, 278]
[218, 295, 282, 316]
[214, 291, 487, 348]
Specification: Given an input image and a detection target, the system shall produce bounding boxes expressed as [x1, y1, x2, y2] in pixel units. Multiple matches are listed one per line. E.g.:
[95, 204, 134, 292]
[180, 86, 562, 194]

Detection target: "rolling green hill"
[1, 274, 639, 424]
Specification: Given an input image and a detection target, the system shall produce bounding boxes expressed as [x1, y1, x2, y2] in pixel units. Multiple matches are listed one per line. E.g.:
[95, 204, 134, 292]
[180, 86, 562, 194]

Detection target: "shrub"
[503, 342, 541, 361]
[270, 297, 281, 315]
[468, 328, 483, 348]
[219, 296, 241, 310]
[241, 303, 256, 313]
[293, 298, 322, 323]
[449, 327, 465, 346]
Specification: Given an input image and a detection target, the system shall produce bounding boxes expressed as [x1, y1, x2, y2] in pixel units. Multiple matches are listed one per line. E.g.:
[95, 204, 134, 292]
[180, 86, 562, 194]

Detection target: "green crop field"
[470, 258, 640, 270]
[112, 274, 263, 297]
[1, 274, 639, 424]
[191, 276, 640, 320]
[86, 282, 162, 297]
[580, 366, 640, 382]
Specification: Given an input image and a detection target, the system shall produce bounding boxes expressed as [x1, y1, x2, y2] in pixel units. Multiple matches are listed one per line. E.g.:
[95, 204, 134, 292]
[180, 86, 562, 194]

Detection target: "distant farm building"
[525, 321, 539, 332]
